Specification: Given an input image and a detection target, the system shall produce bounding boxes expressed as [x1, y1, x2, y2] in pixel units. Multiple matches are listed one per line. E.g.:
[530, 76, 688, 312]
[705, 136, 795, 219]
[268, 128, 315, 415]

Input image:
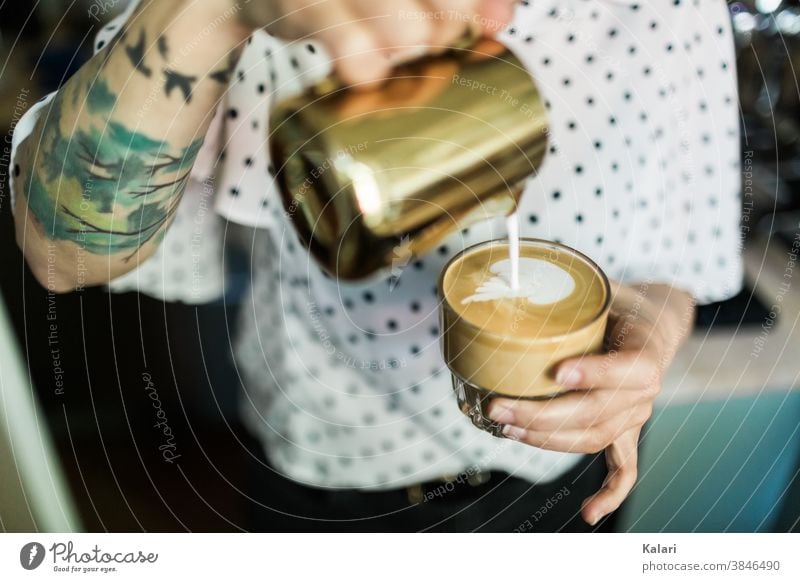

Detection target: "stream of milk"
[507, 213, 520, 292]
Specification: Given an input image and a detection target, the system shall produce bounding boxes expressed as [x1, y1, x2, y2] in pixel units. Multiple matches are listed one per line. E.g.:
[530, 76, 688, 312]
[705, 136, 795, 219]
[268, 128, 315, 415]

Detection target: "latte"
[439, 239, 610, 435]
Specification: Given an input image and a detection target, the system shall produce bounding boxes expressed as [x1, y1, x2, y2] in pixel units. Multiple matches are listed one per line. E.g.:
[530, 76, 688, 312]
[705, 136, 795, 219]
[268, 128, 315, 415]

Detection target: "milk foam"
[461, 257, 576, 305]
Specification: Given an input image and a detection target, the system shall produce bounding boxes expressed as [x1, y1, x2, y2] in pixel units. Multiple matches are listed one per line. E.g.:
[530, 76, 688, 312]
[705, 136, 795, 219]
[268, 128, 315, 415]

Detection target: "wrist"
[141, 0, 252, 56]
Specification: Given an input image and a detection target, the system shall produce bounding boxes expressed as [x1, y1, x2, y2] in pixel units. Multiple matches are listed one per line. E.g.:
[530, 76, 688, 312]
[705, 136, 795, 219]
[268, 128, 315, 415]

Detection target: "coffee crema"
[442, 242, 607, 338]
[440, 239, 610, 399]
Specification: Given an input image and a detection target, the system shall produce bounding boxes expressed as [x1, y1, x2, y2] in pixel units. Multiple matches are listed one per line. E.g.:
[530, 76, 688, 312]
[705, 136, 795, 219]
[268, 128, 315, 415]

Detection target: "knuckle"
[435, 22, 467, 47]
[641, 352, 661, 376]
[516, 405, 544, 428]
[586, 430, 610, 454]
[602, 429, 616, 449]
[400, 18, 433, 45]
[637, 403, 654, 425]
[338, 28, 380, 58]
[577, 401, 601, 428]
[585, 442, 605, 455]
[641, 378, 661, 399]
[619, 466, 638, 493]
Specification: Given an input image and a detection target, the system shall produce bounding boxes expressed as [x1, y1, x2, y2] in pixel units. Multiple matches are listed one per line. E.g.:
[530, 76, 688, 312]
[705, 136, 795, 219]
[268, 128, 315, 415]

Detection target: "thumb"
[581, 427, 640, 527]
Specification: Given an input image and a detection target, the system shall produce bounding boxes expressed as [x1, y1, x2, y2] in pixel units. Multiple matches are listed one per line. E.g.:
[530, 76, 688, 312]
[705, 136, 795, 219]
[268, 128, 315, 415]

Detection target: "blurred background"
[0, 0, 799, 532]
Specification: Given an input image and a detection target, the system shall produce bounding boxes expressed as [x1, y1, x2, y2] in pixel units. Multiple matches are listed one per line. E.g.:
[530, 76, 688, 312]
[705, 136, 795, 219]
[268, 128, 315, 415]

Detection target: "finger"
[423, 0, 477, 49]
[305, 3, 389, 87]
[581, 428, 640, 526]
[488, 390, 638, 431]
[555, 349, 661, 393]
[501, 409, 645, 454]
[352, 0, 434, 54]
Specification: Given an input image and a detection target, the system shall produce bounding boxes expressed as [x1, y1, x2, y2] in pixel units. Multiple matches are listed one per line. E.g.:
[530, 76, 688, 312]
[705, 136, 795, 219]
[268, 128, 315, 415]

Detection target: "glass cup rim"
[437, 237, 612, 343]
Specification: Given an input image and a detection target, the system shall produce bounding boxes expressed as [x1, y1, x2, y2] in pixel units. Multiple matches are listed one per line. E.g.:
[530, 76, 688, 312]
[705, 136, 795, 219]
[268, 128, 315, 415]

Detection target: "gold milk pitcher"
[269, 36, 549, 280]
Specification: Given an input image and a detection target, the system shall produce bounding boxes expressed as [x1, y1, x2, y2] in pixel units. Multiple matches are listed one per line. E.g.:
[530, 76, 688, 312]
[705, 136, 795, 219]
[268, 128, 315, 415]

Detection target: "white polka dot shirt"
[11, 0, 743, 489]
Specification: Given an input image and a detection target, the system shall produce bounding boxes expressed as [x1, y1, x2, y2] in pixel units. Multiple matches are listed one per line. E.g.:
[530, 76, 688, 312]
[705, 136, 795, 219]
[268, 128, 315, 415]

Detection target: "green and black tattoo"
[21, 48, 203, 258]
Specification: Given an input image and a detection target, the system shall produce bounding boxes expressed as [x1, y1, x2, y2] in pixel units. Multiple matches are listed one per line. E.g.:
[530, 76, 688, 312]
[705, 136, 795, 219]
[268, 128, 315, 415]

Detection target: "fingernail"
[556, 366, 583, 387]
[487, 402, 515, 424]
[588, 514, 600, 526]
[502, 425, 526, 441]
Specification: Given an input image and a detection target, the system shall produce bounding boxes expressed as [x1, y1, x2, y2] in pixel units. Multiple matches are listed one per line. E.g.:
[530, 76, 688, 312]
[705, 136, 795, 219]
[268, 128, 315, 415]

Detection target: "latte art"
[442, 240, 607, 338]
[462, 257, 576, 305]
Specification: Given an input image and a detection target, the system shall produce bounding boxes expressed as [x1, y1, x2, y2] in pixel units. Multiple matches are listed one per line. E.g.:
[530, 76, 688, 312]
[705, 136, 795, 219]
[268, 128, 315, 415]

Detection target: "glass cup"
[438, 238, 611, 437]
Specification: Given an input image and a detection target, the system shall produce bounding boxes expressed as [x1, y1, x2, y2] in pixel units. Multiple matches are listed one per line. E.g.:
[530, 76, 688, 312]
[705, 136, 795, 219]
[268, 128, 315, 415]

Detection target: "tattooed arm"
[13, 0, 248, 292]
[14, 0, 513, 292]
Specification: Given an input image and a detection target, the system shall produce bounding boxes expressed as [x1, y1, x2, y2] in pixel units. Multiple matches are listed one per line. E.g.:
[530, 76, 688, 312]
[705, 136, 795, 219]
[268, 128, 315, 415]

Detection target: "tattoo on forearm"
[20, 56, 203, 258]
[123, 27, 235, 104]
[157, 34, 169, 59]
[125, 30, 152, 78]
[164, 69, 198, 103]
[209, 52, 238, 85]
